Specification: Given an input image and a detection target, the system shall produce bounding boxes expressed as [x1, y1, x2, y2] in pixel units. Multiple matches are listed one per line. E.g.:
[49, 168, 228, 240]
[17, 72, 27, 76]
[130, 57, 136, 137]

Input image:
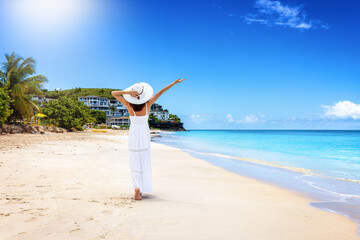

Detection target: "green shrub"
[149, 113, 160, 122]
[90, 110, 106, 124]
[42, 96, 91, 131]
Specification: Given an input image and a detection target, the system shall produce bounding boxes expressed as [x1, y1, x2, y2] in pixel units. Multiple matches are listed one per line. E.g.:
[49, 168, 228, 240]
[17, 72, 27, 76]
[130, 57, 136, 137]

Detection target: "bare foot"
[134, 188, 142, 200]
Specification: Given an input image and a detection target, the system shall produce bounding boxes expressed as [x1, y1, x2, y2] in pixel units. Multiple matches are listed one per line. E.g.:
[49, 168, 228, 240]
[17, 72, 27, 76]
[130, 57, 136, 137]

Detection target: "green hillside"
[44, 88, 121, 100]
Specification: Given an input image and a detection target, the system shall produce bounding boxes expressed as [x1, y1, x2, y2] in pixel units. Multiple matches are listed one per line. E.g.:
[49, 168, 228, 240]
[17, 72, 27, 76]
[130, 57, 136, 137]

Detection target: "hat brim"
[123, 82, 154, 105]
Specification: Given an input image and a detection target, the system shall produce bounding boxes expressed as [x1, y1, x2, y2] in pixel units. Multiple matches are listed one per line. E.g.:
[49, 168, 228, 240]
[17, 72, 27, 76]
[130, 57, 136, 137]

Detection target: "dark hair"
[130, 103, 145, 112]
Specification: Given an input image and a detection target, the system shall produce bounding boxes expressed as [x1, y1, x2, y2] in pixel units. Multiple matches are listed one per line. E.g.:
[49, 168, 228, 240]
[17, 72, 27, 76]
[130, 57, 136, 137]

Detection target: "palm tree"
[0, 52, 48, 121]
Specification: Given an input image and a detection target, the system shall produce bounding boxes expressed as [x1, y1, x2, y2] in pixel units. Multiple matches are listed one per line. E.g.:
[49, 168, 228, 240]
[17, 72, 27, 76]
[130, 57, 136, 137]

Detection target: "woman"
[111, 78, 185, 200]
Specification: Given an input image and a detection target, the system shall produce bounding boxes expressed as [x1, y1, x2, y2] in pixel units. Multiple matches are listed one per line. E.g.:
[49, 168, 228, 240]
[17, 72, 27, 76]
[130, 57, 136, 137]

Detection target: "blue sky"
[1, 0, 359, 129]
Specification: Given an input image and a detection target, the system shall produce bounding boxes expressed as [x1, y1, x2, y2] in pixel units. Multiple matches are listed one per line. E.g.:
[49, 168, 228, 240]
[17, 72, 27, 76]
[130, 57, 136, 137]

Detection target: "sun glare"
[4, 0, 96, 37]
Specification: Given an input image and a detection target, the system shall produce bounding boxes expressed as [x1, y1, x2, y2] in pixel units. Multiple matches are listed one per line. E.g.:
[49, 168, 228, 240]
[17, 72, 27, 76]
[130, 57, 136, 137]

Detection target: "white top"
[129, 102, 149, 125]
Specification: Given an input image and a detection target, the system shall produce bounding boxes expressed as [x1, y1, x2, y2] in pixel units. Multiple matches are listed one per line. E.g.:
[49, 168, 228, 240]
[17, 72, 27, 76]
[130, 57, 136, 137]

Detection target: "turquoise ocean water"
[153, 130, 360, 229]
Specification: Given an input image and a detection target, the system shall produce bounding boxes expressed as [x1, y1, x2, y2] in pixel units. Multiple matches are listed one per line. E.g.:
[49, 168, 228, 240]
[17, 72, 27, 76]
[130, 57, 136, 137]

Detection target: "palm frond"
[26, 98, 40, 113]
[6, 67, 15, 88]
[0, 70, 5, 88]
[18, 57, 35, 71]
[13, 96, 31, 117]
[18, 61, 36, 80]
[2, 52, 46, 119]
[6, 56, 22, 72]
[21, 75, 48, 85]
[12, 83, 25, 99]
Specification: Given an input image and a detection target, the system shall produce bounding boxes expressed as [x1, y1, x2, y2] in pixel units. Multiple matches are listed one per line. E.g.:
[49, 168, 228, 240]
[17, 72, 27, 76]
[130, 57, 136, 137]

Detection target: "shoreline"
[0, 130, 358, 239]
[154, 130, 360, 230]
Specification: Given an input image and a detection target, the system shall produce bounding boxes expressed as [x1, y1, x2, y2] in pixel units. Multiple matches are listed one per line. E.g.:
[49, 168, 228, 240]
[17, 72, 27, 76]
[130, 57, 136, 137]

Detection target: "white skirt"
[128, 121, 153, 193]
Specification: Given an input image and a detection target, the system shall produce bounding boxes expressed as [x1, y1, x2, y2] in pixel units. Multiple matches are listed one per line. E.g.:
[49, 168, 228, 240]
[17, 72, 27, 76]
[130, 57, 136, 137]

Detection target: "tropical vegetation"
[0, 88, 13, 125]
[41, 96, 93, 131]
[90, 109, 107, 124]
[45, 87, 118, 100]
[149, 113, 160, 122]
[0, 52, 47, 120]
[169, 114, 181, 123]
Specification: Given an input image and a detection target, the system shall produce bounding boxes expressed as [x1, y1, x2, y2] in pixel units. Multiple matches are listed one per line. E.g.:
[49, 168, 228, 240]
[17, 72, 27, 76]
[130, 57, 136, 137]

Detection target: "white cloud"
[244, 0, 328, 30]
[190, 114, 205, 123]
[295, 22, 312, 29]
[323, 101, 360, 120]
[237, 113, 265, 123]
[190, 113, 224, 124]
[226, 114, 234, 122]
[191, 113, 266, 125]
[244, 114, 258, 123]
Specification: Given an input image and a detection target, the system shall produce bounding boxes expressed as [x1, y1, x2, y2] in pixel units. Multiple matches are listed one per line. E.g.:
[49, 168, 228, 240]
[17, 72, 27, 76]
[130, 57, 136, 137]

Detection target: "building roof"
[108, 116, 130, 120]
[88, 105, 109, 108]
[78, 95, 108, 99]
[152, 109, 169, 113]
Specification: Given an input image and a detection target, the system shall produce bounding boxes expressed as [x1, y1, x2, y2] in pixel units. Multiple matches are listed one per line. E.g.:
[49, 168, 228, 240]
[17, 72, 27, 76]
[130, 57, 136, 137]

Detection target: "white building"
[108, 99, 128, 117]
[78, 96, 170, 124]
[151, 110, 169, 120]
[31, 95, 56, 106]
[107, 117, 130, 126]
[78, 96, 111, 116]
[78, 96, 128, 117]
[150, 103, 169, 120]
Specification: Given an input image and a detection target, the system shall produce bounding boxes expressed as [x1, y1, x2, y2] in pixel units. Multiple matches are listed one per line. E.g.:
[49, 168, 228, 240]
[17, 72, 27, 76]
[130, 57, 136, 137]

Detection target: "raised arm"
[148, 78, 185, 107]
[111, 90, 138, 108]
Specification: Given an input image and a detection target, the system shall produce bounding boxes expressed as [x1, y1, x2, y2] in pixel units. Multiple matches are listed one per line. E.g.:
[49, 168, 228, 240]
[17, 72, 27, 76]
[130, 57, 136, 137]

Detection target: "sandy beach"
[0, 130, 358, 240]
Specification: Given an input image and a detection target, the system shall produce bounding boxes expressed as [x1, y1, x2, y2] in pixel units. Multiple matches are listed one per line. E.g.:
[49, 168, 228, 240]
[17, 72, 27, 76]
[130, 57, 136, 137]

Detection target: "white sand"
[0, 130, 358, 240]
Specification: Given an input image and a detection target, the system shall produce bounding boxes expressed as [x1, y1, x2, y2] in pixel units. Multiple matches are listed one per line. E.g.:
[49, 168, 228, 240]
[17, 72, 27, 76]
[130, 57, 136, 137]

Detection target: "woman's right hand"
[129, 91, 139, 97]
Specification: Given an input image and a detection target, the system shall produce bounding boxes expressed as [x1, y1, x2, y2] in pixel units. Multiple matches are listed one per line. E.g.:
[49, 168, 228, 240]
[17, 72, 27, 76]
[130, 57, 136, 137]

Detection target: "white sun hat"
[123, 82, 154, 105]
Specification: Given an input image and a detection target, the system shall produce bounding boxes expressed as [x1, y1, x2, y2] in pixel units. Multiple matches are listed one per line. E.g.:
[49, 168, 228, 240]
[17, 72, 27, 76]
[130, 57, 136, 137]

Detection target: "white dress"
[128, 102, 153, 193]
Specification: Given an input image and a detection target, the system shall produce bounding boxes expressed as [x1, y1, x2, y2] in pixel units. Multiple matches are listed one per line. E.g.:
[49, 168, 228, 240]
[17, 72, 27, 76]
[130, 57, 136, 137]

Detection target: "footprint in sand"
[0, 213, 11, 217]
[29, 211, 44, 217]
[69, 228, 82, 234]
[36, 208, 48, 211]
[103, 197, 135, 207]
[5, 197, 24, 204]
[25, 217, 37, 222]
[102, 210, 112, 214]
[15, 232, 27, 236]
